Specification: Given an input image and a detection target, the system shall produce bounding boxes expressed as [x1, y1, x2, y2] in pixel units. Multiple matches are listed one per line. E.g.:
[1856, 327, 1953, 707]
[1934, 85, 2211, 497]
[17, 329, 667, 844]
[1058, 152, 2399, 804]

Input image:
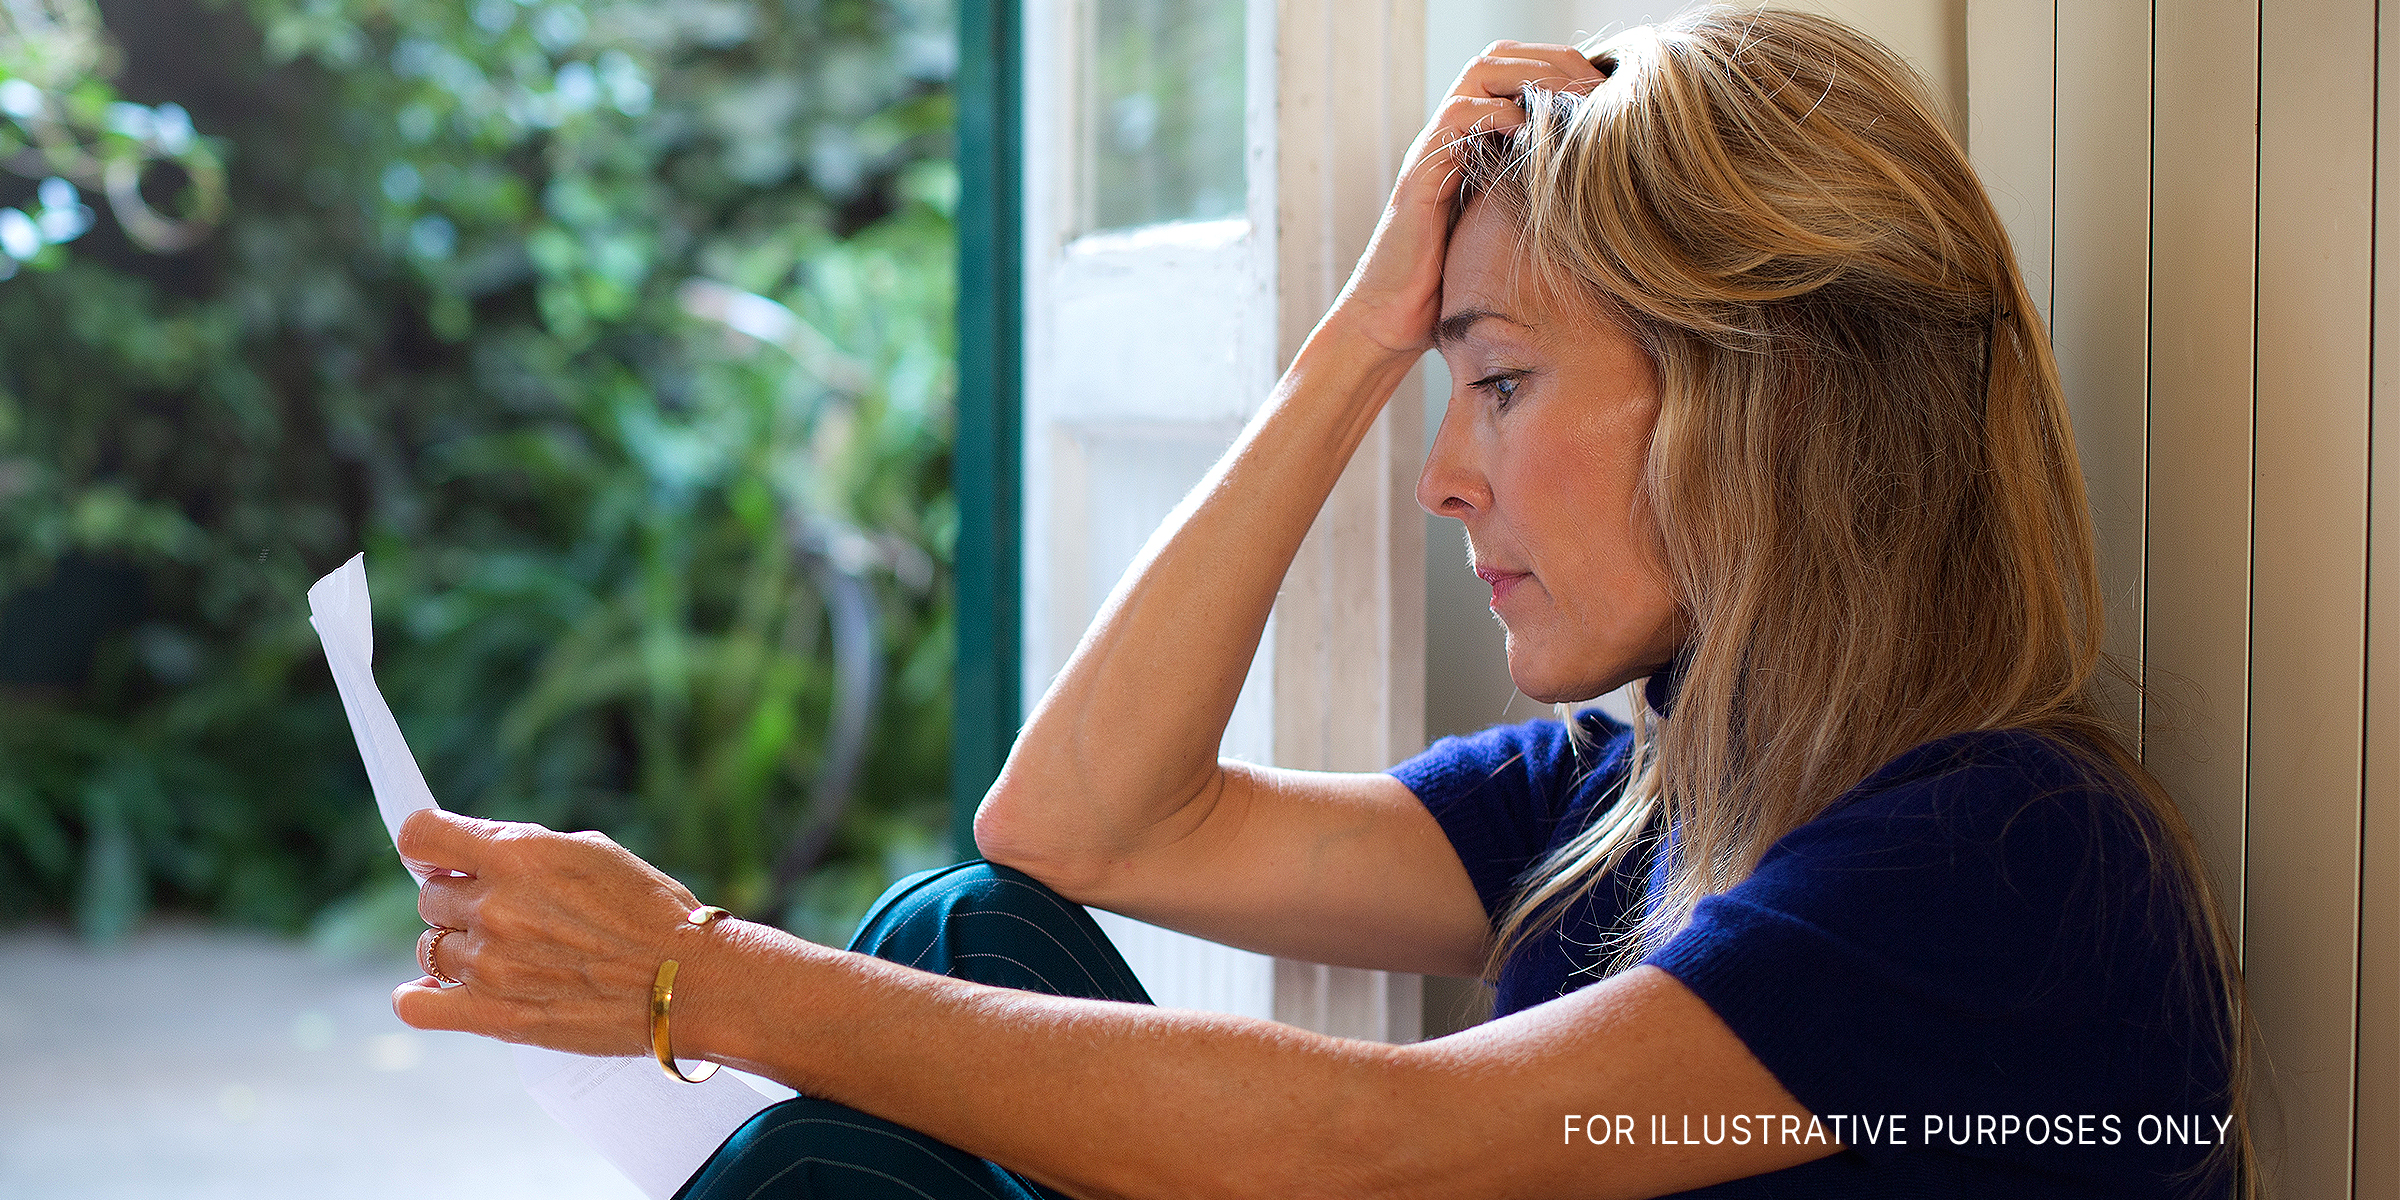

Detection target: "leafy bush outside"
[0, 0, 960, 949]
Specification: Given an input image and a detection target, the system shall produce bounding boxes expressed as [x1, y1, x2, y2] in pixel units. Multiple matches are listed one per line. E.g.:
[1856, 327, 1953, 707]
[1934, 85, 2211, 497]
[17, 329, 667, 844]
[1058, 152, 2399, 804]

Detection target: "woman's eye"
[1472, 372, 1522, 408]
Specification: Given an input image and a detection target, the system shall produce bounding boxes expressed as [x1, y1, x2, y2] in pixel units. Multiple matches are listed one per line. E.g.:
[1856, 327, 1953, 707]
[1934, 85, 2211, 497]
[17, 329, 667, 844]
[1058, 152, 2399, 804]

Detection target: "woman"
[395, 8, 2247, 1197]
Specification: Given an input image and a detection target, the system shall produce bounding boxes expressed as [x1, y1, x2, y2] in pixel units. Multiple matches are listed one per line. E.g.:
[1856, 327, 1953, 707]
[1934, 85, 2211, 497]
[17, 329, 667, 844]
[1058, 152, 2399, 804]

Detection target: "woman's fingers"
[1436, 93, 1527, 137]
[395, 807, 513, 878]
[394, 913, 679, 1057]
[1451, 48, 1606, 103]
[394, 969, 548, 1043]
[1430, 47, 1607, 150]
[415, 925, 449, 982]
[1387, 96, 1513, 204]
[394, 975, 472, 1031]
[1465, 40, 1608, 80]
[416, 869, 486, 931]
[390, 815, 715, 1057]
[1328, 40, 1607, 353]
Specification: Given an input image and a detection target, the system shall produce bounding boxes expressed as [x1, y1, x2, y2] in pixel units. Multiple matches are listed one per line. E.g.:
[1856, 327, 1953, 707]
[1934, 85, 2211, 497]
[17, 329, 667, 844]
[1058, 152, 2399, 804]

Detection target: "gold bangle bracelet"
[650, 959, 718, 1083]
[650, 905, 733, 1084]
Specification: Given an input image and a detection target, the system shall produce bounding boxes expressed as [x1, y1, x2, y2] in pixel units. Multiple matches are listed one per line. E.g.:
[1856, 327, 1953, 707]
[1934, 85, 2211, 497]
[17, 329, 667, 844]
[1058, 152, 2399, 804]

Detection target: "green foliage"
[0, 0, 960, 943]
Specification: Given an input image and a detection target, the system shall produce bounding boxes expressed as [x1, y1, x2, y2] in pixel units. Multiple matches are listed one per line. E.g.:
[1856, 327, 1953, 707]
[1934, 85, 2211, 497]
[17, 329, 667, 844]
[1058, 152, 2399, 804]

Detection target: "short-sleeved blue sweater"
[1389, 687, 2234, 1197]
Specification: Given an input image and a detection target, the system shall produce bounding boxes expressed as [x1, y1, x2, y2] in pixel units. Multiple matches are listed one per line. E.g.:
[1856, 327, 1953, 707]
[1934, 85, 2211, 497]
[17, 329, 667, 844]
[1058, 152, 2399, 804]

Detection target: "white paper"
[309, 553, 775, 1198]
[305, 554, 440, 872]
[514, 1046, 789, 1198]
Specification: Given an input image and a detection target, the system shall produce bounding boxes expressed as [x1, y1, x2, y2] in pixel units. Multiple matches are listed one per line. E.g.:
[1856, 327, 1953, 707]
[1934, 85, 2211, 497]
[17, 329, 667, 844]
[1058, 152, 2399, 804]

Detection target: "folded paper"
[308, 553, 773, 1198]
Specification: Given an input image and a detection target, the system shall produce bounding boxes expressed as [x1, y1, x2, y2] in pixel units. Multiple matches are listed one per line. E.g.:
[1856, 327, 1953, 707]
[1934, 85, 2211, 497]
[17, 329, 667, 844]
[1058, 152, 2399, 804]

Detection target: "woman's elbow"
[968, 772, 1036, 862]
[969, 772, 1100, 894]
[972, 753, 1226, 902]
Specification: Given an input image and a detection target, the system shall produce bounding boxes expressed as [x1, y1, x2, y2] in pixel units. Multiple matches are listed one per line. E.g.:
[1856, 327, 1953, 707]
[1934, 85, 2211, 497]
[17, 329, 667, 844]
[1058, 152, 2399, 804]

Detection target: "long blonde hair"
[1457, 8, 2251, 1192]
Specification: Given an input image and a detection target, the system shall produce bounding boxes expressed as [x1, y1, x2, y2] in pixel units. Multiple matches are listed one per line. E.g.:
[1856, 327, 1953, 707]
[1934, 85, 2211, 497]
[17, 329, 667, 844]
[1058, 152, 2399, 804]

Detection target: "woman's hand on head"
[1329, 42, 1605, 356]
[391, 808, 733, 1058]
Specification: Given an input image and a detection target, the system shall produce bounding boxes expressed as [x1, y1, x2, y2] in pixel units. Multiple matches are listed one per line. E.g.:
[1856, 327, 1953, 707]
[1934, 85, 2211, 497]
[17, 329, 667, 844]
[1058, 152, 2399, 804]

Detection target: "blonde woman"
[394, 8, 2246, 1197]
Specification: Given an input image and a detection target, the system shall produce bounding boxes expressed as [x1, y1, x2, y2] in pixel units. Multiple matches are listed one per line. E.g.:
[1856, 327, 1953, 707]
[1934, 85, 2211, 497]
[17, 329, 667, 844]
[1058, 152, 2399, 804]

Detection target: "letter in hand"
[393, 809, 727, 1061]
[1331, 41, 1607, 357]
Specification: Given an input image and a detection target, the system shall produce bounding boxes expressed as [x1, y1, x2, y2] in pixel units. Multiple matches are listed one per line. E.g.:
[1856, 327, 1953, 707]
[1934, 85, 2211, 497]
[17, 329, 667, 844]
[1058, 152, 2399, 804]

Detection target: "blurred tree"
[0, 0, 959, 947]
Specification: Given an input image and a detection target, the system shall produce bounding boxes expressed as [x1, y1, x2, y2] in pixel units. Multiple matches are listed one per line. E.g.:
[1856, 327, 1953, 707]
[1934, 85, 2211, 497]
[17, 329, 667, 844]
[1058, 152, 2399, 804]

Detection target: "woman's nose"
[1416, 404, 1489, 519]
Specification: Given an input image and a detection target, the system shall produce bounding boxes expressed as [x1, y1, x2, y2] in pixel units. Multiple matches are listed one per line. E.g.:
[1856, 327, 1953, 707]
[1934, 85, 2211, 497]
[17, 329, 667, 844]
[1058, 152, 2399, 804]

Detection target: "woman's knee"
[679, 1097, 1038, 1200]
[850, 861, 1021, 949]
[844, 859, 1149, 1004]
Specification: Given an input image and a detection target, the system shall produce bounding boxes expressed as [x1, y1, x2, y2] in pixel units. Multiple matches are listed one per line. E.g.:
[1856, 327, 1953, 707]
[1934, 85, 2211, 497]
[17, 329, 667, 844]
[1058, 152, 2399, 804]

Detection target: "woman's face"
[1417, 197, 1686, 703]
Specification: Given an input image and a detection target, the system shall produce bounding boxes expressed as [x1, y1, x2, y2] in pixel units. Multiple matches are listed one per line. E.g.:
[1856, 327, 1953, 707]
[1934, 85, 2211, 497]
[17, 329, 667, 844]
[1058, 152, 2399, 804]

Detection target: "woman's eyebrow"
[1432, 308, 1533, 348]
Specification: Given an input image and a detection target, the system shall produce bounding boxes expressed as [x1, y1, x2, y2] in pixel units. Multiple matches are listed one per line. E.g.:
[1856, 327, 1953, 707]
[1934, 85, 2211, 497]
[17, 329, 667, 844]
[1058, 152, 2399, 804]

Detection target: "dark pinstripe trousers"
[674, 860, 1154, 1200]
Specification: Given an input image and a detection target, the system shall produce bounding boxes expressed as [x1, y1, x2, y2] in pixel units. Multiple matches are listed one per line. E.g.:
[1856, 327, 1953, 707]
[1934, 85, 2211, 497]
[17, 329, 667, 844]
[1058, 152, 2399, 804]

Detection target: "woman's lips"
[1475, 566, 1529, 608]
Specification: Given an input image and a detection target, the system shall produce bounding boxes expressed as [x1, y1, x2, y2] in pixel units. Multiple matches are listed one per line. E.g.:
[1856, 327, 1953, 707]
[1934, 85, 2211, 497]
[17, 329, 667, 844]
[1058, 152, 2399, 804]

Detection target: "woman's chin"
[1502, 660, 1604, 707]
[1503, 644, 1646, 707]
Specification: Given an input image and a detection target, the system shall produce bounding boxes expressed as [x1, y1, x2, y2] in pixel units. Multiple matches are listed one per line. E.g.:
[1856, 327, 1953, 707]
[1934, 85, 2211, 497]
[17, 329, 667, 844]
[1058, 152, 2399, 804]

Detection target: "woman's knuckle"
[490, 822, 540, 849]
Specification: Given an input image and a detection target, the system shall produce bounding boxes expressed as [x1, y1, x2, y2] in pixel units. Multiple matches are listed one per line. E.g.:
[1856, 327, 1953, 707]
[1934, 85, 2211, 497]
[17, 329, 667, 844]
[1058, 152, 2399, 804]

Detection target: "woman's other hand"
[391, 808, 737, 1058]
[1330, 42, 1605, 356]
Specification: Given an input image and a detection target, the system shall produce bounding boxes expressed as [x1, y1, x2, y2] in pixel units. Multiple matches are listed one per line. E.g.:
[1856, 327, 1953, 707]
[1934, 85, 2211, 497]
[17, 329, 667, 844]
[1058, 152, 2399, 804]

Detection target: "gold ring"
[422, 926, 464, 987]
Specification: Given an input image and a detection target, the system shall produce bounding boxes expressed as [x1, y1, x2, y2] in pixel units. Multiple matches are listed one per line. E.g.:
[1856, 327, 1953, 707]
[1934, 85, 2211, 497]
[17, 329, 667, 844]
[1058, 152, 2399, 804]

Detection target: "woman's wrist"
[661, 916, 802, 1069]
[1280, 307, 1429, 427]
[1309, 301, 1436, 370]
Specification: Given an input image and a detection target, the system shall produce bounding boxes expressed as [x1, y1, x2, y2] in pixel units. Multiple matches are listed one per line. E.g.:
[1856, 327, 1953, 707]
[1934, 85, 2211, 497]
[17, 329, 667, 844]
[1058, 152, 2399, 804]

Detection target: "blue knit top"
[1389, 697, 2233, 1197]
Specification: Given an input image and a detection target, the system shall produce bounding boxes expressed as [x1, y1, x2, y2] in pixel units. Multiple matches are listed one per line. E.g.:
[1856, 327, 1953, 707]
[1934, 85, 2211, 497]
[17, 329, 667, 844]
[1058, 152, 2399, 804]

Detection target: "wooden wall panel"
[2360, 2, 2400, 1184]
[2359, 379, 2398, 1191]
[1965, 0, 2054, 324]
[2252, 0, 2374, 1193]
[2147, 0, 2258, 951]
[2050, 0, 2151, 722]
[1969, 0, 2400, 1190]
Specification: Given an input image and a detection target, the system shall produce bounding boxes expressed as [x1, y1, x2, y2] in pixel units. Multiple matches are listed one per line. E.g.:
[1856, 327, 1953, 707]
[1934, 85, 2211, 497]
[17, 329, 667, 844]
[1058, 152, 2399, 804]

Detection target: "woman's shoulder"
[1805, 725, 2158, 848]
[1743, 725, 2179, 926]
[1389, 708, 1634, 801]
[1847, 724, 2125, 797]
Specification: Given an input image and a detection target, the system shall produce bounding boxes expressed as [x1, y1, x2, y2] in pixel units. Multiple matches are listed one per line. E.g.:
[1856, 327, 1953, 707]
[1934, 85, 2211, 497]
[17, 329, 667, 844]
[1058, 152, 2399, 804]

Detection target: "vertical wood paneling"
[2147, 0, 2259, 950]
[2361, 498, 2398, 1197]
[2360, 402, 2398, 1183]
[2254, 0, 2374, 1194]
[1980, 0, 2397, 1187]
[2050, 0, 2151, 723]
[1965, 0, 2055, 325]
[2360, 1, 2400, 1180]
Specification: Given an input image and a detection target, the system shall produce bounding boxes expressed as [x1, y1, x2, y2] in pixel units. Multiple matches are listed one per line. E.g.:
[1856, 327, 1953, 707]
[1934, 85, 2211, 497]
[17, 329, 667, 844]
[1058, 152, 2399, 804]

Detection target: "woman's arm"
[976, 325, 1489, 976]
[974, 44, 1604, 978]
[395, 809, 1838, 1200]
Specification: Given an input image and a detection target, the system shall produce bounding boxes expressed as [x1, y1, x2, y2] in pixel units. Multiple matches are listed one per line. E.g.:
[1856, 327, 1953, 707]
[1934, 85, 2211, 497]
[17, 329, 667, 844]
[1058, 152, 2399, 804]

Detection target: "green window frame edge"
[949, 0, 1023, 860]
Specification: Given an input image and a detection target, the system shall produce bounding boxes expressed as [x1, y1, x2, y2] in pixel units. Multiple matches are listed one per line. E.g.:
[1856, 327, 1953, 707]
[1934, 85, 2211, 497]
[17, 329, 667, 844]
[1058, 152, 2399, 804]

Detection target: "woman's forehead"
[1440, 200, 1543, 334]
[1440, 198, 1613, 345]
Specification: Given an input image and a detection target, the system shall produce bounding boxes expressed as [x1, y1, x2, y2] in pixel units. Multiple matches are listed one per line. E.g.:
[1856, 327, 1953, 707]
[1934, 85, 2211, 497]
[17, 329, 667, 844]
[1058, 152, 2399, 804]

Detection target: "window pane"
[1083, 0, 1246, 232]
